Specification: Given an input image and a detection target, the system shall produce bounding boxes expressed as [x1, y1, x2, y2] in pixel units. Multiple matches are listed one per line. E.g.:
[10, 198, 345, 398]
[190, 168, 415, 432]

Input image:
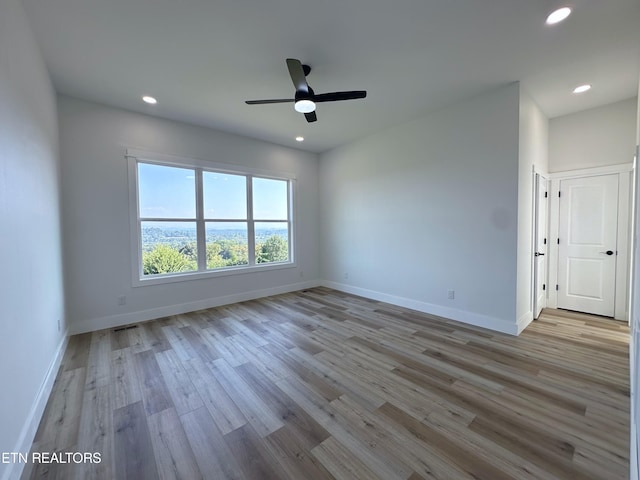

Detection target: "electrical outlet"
[118, 295, 127, 306]
[447, 290, 455, 300]
[57, 318, 61, 331]
[299, 271, 304, 278]
[344, 272, 349, 280]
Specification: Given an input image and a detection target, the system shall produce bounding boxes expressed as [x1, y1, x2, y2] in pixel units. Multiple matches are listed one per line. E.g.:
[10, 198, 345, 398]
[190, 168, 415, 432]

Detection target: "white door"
[533, 174, 548, 319]
[557, 174, 618, 316]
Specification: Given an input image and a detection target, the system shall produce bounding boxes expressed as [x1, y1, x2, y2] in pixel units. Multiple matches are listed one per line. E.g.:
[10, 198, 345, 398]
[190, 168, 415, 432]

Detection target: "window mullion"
[247, 175, 255, 265]
[195, 168, 206, 271]
[135, 162, 144, 280]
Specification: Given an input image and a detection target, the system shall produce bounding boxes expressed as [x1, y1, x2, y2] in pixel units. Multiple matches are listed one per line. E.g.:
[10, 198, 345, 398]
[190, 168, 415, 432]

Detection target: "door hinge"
[544, 238, 547, 245]
[543, 284, 546, 291]
[556, 284, 559, 291]
[557, 238, 560, 245]
[558, 191, 561, 198]
[544, 191, 548, 198]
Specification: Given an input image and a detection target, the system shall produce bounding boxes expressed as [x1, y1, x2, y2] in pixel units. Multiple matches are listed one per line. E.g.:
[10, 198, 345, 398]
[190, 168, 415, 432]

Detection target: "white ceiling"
[22, 0, 640, 153]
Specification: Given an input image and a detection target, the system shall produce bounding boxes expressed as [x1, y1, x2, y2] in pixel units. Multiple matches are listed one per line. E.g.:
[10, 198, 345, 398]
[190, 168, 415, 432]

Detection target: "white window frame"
[127, 148, 296, 286]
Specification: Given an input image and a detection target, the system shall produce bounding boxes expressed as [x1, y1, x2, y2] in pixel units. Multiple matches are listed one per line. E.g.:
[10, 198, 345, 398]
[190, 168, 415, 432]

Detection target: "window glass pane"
[203, 172, 247, 219]
[138, 163, 196, 218]
[141, 221, 197, 275]
[206, 222, 248, 269]
[253, 178, 288, 220]
[255, 222, 289, 264]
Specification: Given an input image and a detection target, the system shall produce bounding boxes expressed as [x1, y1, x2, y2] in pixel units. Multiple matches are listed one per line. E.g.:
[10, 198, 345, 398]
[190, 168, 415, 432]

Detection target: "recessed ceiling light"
[142, 95, 157, 104]
[572, 84, 592, 94]
[295, 136, 304, 142]
[546, 7, 572, 25]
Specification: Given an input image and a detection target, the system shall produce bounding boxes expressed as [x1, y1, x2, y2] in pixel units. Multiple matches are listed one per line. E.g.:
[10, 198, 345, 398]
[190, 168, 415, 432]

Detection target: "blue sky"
[138, 163, 288, 221]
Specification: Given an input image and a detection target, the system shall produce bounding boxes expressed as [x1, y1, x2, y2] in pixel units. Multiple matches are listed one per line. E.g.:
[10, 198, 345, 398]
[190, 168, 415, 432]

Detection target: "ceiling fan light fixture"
[294, 99, 316, 113]
[546, 7, 572, 25]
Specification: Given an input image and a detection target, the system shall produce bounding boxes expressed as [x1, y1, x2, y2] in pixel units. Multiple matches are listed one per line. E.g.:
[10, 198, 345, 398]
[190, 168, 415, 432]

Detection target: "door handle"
[535, 252, 545, 257]
[599, 250, 614, 256]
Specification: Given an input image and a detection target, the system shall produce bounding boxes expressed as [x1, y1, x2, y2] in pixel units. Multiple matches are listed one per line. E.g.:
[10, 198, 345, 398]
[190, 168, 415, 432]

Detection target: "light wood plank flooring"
[23, 287, 629, 479]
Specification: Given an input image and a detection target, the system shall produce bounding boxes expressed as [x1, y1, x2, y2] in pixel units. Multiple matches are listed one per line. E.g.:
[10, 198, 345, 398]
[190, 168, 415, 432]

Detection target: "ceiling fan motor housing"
[294, 87, 316, 113]
[295, 87, 314, 102]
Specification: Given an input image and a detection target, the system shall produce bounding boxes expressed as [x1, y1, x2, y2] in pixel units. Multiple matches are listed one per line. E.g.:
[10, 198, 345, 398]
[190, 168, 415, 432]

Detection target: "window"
[129, 151, 294, 284]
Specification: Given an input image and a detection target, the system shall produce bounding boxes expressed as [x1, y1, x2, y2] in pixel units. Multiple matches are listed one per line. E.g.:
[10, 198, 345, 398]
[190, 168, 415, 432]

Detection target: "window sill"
[132, 261, 296, 287]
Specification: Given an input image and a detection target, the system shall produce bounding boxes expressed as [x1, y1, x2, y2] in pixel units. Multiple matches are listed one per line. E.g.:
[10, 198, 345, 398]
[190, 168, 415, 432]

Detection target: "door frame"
[547, 162, 633, 320]
[533, 171, 549, 319]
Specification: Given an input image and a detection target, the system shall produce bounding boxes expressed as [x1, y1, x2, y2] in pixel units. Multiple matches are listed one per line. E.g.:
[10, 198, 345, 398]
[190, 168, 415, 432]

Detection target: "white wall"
[630, 79, 640, 480]
[0, 0, 66, 479]
[516, 88, 549, 330]
[57, 96, 320, 334]
[319, 83, 522, 334]
[549, 97, 637, 172]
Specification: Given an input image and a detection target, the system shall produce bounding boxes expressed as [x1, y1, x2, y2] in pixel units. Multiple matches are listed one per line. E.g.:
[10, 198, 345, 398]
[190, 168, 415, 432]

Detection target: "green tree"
[207, 240, 248, 269]
[143, 244, 196, 275]
[179, 242, 197, 261]
[257, 235, 288, 263]
[206, 242, 226, 269]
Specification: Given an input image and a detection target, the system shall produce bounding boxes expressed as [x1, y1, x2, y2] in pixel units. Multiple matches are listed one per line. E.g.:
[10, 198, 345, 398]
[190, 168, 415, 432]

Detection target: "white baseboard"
[69, 280, 322, 335]
[321, 280, 520, 335]
[2, 332, 69, 480]
[69, 278, 525, 337]
[516, 311, 534, 335]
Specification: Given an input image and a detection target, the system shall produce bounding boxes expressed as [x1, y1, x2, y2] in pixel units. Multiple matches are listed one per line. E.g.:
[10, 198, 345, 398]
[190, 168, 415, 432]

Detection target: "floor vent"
[113, 325, 139, 332]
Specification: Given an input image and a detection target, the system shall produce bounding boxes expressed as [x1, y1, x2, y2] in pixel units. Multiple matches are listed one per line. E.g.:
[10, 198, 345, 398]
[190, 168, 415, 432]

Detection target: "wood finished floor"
[23, 287, 629, 479]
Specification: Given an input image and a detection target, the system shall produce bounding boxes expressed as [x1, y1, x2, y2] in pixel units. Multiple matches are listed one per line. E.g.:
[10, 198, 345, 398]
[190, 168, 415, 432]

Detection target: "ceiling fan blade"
[286, 58, 309, 93]
[313, 91, 367, 102]
[245, 99, 294, 105]
[305, 111, 317, 123]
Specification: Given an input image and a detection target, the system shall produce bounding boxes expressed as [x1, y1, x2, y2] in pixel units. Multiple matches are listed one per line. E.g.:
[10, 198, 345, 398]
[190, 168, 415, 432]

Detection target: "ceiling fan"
[245, 58, 367, 123]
